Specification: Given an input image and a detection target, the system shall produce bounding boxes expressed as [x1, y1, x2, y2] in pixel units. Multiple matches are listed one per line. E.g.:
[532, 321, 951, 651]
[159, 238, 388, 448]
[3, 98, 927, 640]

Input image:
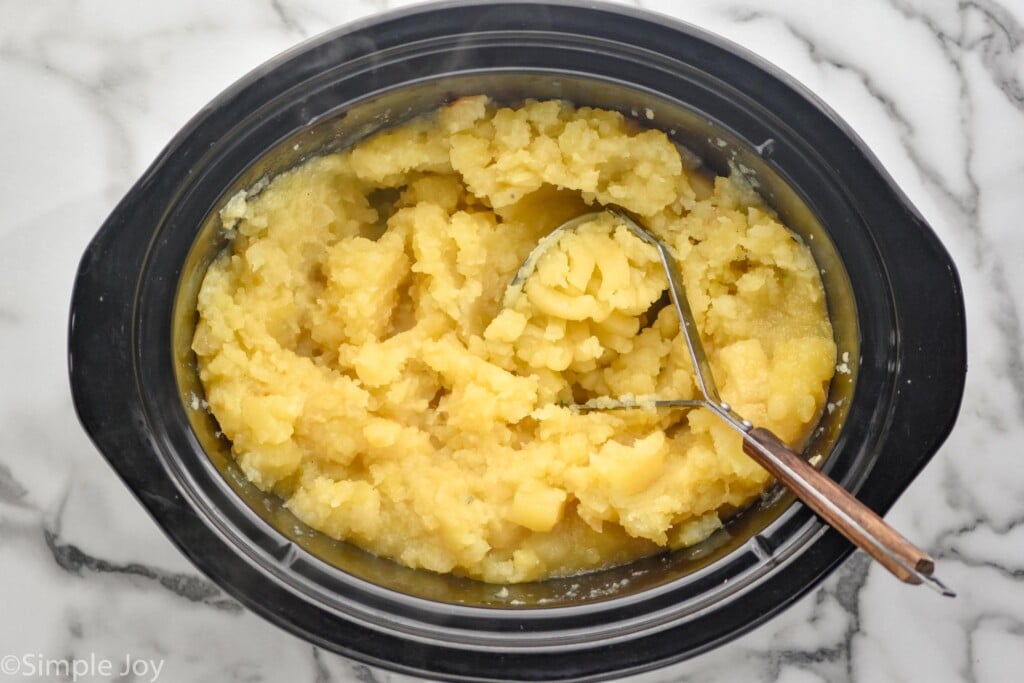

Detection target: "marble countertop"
[3, 0, 1022, 681]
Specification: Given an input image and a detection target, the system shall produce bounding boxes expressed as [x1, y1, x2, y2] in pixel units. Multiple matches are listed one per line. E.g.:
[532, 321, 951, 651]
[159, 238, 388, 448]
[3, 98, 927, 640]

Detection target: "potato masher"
[506, 208, 953, 596]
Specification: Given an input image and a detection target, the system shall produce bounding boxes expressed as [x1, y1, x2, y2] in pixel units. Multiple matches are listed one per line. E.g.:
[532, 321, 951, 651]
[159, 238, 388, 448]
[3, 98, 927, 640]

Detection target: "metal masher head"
[504, 207, 751, 430]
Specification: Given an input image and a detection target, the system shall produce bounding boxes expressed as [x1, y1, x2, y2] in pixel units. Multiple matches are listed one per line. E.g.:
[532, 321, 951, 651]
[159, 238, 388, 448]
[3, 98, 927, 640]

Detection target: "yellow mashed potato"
[193, 96, 836, 583]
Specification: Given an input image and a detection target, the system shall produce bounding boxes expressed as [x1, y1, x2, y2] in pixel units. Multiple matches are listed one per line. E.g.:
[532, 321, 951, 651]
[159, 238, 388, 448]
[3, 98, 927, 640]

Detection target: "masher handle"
[741, 427, 937, 586]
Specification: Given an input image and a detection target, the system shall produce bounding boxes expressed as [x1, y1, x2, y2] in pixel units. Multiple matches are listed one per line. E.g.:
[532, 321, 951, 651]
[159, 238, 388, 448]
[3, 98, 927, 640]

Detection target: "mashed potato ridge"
[193, 96, 836, 583]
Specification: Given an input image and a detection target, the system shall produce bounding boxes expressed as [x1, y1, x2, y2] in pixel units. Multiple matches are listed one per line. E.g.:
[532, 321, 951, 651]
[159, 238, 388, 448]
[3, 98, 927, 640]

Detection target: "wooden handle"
[742, 427, 934, 583]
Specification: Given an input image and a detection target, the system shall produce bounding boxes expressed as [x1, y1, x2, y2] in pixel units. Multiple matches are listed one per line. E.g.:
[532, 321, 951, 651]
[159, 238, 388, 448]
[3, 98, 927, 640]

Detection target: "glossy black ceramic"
[69, 2, 966, 680]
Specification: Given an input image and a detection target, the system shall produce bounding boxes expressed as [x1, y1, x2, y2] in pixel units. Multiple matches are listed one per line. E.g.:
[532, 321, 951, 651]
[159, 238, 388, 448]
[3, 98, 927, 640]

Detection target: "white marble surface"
[2, 0, 1022, 681]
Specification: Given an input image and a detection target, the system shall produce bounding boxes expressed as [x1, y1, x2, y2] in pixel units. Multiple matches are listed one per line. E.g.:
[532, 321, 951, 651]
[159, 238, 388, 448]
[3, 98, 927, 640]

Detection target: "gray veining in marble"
[2, 0, 1022, 681]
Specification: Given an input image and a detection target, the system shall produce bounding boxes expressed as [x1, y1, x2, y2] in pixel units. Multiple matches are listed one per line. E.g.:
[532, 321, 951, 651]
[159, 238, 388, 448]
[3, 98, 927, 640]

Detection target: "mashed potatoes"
[193, 96, 836, 583]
